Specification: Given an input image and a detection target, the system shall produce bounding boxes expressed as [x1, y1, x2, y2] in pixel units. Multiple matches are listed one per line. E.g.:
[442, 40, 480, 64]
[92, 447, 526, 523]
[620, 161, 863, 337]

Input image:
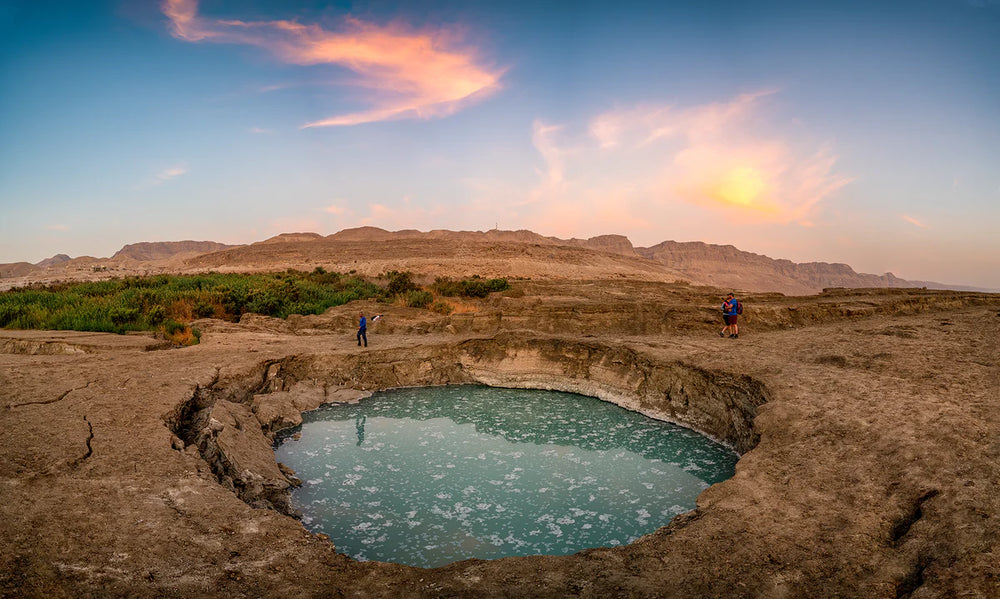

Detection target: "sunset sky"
[2, 0, 998, 288]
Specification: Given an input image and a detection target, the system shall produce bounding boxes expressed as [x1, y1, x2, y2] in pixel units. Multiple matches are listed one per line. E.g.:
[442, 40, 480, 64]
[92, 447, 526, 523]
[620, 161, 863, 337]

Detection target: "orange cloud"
[161, 0, 502, 127]
[902, 215, 929, 229]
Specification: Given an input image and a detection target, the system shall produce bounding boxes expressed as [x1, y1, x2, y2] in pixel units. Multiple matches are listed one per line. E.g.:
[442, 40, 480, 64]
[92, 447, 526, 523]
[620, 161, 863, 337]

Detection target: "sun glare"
[713, 166, 766, 208]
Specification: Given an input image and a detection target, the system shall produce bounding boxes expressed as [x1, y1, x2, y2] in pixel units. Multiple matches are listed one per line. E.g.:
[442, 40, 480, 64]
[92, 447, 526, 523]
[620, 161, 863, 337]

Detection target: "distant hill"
[111, 241, 238, 262]
[255, 232, 324, 244]
[0, 262, 36, 278]
[35, 254, 72, 268]
[635, 240, 913, 296]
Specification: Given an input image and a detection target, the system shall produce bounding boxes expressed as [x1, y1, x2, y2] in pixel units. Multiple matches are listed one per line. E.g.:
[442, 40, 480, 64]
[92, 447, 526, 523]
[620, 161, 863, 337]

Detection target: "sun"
[712, 166, 766, 208]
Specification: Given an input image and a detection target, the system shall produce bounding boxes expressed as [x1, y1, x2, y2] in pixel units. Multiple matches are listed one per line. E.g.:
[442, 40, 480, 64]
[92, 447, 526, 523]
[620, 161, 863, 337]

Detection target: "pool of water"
[274, 385, 737, 568]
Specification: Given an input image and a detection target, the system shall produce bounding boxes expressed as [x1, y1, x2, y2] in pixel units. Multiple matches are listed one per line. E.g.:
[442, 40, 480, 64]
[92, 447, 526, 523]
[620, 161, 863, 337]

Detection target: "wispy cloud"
[902, 215, 929, 229]
[161, 0, 503, 127]
[154, 166, 188, 183]
[134, 164, 188, 190]
[44, 224, 69, 232]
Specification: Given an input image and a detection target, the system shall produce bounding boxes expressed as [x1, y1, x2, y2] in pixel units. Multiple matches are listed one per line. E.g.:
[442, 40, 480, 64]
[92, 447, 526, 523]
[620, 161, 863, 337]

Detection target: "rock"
[250, 392, 302, 433]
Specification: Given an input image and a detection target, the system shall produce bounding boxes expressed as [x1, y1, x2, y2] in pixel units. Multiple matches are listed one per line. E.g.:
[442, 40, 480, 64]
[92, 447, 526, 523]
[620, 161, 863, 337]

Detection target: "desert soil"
[1, 282, 998, 598]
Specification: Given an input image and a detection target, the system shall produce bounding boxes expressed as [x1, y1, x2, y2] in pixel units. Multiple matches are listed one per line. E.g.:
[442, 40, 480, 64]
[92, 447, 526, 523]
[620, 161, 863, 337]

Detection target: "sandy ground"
[1, 282, 998, 598]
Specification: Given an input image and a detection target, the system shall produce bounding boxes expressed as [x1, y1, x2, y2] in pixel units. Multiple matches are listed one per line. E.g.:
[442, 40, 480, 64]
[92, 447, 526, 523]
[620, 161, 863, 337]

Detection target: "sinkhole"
[274, 385, 738, 568]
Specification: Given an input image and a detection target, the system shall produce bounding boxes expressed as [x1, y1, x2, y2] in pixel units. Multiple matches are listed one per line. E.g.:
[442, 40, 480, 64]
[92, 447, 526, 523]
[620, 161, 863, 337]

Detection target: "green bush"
[430, 300, 453, 315]
[246, 290, 283, 316]
[406, 290, 433, 308]
[145, 305, 167, 324]
[0, 304, 21, 327]
[109, 307, 141, 326]
[164, 319, 186, 335]
[193, 301, 215, 318]
[385, 271, 417, 296]
[430, 276, 509, 298]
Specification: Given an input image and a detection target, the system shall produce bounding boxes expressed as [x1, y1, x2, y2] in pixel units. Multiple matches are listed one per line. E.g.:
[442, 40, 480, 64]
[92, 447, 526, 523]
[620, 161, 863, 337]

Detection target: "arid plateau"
[1, 230, 998, 598]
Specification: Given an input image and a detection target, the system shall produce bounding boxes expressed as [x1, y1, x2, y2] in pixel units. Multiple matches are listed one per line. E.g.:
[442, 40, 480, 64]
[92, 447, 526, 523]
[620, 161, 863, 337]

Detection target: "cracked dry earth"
[1, 283, 998, 598]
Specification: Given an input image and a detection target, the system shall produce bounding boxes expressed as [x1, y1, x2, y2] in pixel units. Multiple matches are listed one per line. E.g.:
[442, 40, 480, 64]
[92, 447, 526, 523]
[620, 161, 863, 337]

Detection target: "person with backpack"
[720, 293, 741, 339]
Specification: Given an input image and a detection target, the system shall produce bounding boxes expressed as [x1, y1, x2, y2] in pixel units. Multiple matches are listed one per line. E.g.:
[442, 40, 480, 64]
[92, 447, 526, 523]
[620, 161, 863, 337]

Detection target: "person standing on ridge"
[357, 312, 368, 347]
[720, 293, 740, 339]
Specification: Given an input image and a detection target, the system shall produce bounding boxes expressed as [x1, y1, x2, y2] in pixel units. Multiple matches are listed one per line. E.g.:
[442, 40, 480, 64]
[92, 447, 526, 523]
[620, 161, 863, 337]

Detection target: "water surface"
[275, 385, 737, 568]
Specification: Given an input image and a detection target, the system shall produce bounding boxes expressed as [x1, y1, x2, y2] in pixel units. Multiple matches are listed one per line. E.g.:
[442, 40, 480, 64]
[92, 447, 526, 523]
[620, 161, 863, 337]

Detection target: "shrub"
[488, 278, 509, 293]
[164, 319, 186, 336]
[193, 301, 215, 318]
[385, 270, 417, 296]
[0, 304, 21, 327]
[145, 305, 167, 324]
[431, 276, 508, 298]
[109, 307, 141, 326]
[406, 290, 433, 309]
[430, 300, 453, 315]
[246, 290, 283, 316]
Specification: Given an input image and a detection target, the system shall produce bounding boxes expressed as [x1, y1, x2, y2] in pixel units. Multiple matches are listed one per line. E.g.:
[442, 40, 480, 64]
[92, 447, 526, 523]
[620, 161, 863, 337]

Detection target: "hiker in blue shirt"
[357, 312, 367, 347]
[720, 293, 740, 339]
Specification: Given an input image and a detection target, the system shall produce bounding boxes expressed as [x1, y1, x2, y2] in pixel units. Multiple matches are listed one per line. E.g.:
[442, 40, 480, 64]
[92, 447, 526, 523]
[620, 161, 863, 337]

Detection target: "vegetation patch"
[0, 270, 380, 343]
[0, 270, 511, 343]
[430, 276, 509, 298]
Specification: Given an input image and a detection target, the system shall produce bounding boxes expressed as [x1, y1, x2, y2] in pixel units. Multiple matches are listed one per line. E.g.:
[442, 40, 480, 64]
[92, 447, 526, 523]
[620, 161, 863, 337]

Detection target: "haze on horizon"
[1, 0, 998, 289]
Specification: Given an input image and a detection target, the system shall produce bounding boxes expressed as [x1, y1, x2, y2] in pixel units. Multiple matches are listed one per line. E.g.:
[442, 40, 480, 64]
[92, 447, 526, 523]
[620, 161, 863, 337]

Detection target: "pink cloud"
[902, 215, 929, 229]
[161, 0, 503, 127]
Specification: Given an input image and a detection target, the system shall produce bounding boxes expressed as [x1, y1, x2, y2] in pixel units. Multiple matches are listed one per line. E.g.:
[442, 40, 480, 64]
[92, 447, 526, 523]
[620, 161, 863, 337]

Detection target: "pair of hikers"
[720, 293, 742, 339]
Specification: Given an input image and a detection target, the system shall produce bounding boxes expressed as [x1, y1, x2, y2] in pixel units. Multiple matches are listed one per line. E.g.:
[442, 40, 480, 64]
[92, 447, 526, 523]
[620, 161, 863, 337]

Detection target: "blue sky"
[1, 0, 998, 288]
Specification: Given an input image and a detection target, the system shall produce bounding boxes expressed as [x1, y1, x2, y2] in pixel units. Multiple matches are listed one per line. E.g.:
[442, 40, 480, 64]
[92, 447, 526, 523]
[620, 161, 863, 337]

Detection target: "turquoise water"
[274, 385, 737, 568]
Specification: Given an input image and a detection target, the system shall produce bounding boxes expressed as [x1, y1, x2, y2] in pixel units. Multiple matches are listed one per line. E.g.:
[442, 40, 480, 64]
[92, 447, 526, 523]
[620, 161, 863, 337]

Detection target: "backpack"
[735, 300, 743, 315]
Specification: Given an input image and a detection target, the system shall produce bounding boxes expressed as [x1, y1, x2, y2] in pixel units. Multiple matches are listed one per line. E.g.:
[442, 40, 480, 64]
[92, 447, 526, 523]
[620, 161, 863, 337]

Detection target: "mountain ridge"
[2, 227, 993, 295]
